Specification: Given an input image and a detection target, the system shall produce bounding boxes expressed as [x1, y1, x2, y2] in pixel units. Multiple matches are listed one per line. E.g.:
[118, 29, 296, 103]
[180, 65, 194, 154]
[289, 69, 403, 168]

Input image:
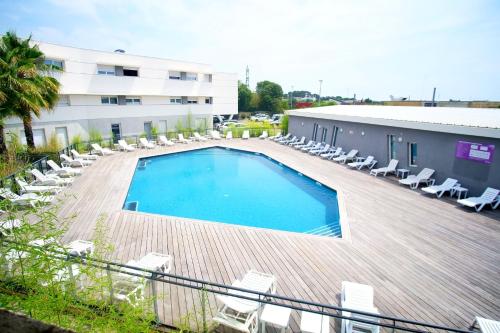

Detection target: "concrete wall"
[289, 115, 500, 195]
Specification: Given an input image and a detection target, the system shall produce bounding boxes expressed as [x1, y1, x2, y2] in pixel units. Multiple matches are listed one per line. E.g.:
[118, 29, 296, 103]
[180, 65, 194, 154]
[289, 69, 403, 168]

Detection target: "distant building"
[383, 100, 500, 108]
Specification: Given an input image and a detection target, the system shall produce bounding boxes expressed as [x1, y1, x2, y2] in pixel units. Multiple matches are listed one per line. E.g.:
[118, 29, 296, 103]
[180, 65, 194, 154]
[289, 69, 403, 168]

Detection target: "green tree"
[249, 92, 260, 112]
[0, 32, 60, 151]
[238, 81, 251, 112]
[256, 80, 283, 113]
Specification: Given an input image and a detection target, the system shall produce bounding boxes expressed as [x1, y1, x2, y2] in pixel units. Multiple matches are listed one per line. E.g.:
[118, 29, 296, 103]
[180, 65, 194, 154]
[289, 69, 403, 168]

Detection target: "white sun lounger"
[16, 177, 62, 195]
[118, 140, 135, 152]
[47, 160, 81, 177]
[0, 188, 54, 206]
[300, 311, 330, 333]
[242, 130, 250, 139]
[347, 156, 377, 170]
[226, 131, 233, 139]
[321, 147, 342, 159]
[470, 317, 500, 333]
[303, 142, 321, 152]
[194, 132, 208, 141]
[281, 136, 297, 145]
[211, 131, 222, 140]
[158, 135, 175, 146]
[178, 133, 191, 143]
[341, 281, 380, 333]
[421, 178, 458, 198]
[275, 133, 290, 142]
[332, 149, 358, 164]
[31, 169, 73, 187]
[290, 137, 306, 147]
[295, 139, 313, 150]
[269, 133, 283, 141]
[60, 154, 92, 167]
[213, 270, 276, 333]
[457, 187, 500, 212]
[139, 137, 155, 149]
[71, 149, 98, 160]
[398, 168, 435, 189]
[91, 143, 114, 155]
[370, 159, 398, 177]
[259, 131, 268, 139]
[310, 144, 330, 156]
[0, 213, 22, 236]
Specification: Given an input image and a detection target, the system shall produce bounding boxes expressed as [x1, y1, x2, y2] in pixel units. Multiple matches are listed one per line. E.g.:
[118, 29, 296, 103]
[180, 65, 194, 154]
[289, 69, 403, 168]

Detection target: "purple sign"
[455, 141, 495, 164]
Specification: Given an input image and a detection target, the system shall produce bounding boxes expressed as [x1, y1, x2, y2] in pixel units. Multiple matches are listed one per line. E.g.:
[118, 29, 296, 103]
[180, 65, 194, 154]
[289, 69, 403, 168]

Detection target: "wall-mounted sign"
[455, 141, 495, 164]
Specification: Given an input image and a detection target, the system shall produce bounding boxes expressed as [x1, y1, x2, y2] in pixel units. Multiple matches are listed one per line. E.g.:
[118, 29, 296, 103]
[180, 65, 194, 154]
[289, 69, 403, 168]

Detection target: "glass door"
[111, 124, 121, 143]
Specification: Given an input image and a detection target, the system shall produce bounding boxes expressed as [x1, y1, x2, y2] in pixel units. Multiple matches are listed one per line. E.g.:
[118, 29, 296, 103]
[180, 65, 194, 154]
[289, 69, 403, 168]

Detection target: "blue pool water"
[124, 147, 341, 237]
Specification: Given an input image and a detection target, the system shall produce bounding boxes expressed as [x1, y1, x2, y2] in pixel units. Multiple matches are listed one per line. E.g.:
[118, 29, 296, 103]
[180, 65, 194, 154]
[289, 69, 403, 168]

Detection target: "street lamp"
[318, 80, 323, 106]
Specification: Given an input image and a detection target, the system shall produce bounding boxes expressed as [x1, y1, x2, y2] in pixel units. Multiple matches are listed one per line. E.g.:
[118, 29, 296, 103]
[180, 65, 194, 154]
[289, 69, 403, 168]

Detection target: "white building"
[5, 41, 237, 147]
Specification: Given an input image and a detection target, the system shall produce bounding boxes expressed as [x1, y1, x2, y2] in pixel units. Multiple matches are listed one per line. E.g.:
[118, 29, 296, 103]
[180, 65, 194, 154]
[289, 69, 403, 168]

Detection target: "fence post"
[151, 272, 159, 325]
[106, 263, 114, 304]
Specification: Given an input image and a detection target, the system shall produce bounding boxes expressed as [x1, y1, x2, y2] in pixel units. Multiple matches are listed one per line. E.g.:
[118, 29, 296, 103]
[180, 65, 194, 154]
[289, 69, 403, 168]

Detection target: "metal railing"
[0, 239, 475, 333]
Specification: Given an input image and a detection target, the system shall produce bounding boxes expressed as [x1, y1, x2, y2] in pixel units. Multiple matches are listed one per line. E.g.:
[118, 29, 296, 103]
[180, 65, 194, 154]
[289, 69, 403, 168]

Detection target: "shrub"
[280, 114, 289, 134]
[88, 128, 103, 143]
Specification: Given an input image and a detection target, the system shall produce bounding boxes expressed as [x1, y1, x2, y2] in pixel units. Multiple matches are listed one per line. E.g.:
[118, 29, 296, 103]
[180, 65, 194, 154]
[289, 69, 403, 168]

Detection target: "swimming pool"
[124, 147, 341, 237]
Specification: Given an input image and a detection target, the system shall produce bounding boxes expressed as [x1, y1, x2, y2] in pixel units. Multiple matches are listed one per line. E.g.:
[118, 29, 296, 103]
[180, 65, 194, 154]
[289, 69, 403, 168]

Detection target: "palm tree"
[0, 31, 60, 151]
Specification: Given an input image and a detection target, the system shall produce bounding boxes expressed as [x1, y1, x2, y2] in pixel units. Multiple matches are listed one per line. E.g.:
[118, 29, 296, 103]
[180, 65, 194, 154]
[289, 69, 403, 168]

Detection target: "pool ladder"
[304, 223, 342, 238]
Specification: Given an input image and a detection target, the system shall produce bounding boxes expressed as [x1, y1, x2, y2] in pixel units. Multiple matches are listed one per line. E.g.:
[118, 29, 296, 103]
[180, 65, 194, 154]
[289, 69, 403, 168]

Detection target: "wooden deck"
[57, 139, 500, 330]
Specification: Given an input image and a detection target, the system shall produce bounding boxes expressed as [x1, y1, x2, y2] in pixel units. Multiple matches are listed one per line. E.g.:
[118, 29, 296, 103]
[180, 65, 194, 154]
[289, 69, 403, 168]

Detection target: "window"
[169, 71, 181, 80]
[111, 124, 121, 143]
[101, 96, 118, 104]
[187, 98, 198, 104]
[169, 97, 182, 104]
[57, 95, 70, 106]
[44, 59, 64, 70]
[55, 127, 69, 147]
[97, 65, 115, 75]
[186, 72, 198, 81]
[388, 135, 397, 160]
[320, 128, 328, 143]
[21, 129, 47, 147]
[203, 74, 212, 82]
[123, 68, 138, 77]
[330, 126, 338, 146]
[125, 97, 141, 105]
[205, 97, 212, 104]
[158, 120, 168, 134]
[312, 123, 319, 141]
[408, 142, 418, 166]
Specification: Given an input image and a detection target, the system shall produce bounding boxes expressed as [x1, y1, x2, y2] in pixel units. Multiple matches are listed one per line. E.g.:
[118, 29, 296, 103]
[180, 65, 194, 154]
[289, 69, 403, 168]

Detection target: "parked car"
[218, 121, 245, 130]
[270, 114, 284, 125]
[250, 113, 269, 121]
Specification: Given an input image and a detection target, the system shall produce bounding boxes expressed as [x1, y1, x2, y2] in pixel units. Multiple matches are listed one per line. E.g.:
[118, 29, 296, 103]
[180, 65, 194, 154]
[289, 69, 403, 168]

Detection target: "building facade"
[288, 105, 500, 196]
[5, 42, 237, 146]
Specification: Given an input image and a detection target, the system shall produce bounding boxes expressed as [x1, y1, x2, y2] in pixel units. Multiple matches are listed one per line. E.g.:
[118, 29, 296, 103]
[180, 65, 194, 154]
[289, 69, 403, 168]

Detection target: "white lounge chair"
[457, 187, 500, 212]
[290, 137, 306, 147]
[296, 140, 314, 150]
[158, 135, 175, 146]
[213, 270, 276, 333]
[347, 156, 377, 170]
[71, 149, 98, 160]
[332, 149, 358, 163]
[91, 143, 114, 156]
[370, 159, 398, 177]
[113, 252, 171, 304]
[269, 133, 282, 141]
[0, 212, 22, 236]
[259, 131, 268, 139]
[399, 168, 435, 189]
[341, 281, 380, 333]
[118, 139, 135, 152]
[275, 133, 291, 143]
[281, 136, 297, 145]
[60, 154, 92, 167]
[321, 147, 342, 159]
[194, 132, 208, 141]
[31, 169, 73, 187]
[139, 137, 155, 149]
[302, 142, 321, 152]
[226, 131, 233, 140]
[300, 311, 330, 333]
[310, 144, 330, 156]
[242, 130, 250, 140]
[421, 178, 458, 198]
[47, 160, 81, 177]
[178, 133, 191, 143]
[470, 317, 500, 333]
[0, 188, 54, 206]
[211, 131, 222, 140]
[16, 177, 62, 195]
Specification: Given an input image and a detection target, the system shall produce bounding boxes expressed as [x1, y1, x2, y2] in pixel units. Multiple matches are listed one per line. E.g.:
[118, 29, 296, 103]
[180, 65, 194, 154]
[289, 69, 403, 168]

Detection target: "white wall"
[212, 72, 238, 115]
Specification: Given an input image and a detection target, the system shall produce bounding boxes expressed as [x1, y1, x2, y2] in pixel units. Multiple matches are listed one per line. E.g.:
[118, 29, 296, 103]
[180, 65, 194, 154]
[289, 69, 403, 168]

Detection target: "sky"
[1, 0, 500, 101]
